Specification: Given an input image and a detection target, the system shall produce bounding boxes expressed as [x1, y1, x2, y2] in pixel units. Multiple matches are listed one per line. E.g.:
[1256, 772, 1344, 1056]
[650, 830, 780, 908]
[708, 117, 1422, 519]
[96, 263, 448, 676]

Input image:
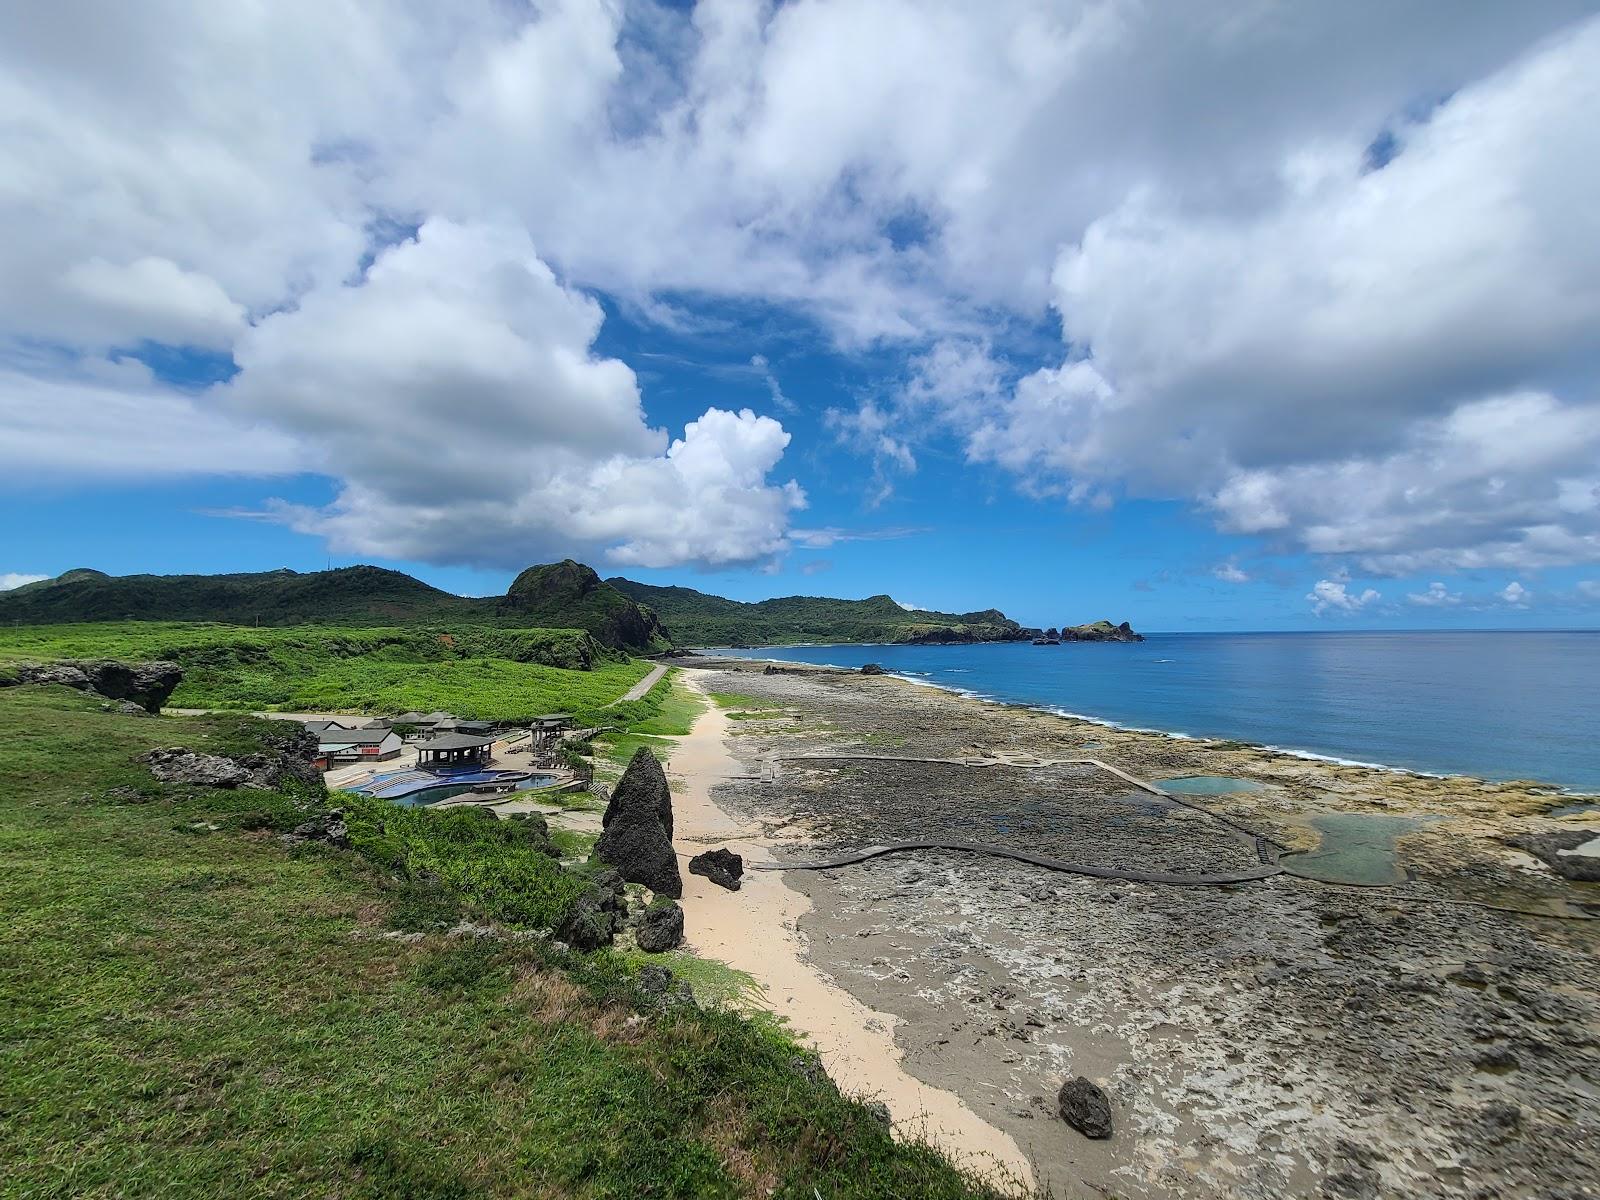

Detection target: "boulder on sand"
[689, 847, 744, 891]
[859, 663, 886, 675]
[1058, 1076, 1113, 1139]
[595, 748, 682, 897]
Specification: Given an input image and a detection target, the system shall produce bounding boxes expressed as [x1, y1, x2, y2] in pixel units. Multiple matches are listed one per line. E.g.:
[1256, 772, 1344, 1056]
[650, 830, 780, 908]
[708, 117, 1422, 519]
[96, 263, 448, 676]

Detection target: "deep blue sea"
[707, 631, 1600, 793]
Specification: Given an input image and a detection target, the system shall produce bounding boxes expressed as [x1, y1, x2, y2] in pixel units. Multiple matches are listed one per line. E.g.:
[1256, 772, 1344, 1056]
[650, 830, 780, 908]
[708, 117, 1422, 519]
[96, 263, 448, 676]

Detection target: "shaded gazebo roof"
[318, 728, 397, 747]
[417, 731, 496, 751]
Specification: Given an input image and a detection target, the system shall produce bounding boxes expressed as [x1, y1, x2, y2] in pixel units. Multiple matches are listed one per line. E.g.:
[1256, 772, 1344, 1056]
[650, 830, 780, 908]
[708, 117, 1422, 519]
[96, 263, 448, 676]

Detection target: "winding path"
[613, 663, 670, 705]
[751, 840, 1284, 886]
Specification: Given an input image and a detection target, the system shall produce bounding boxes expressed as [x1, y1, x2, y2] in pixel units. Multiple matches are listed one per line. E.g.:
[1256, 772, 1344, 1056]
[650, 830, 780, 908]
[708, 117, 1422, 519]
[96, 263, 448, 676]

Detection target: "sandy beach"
[670, 676, 1036, 1189]
[664, 657, 1600, 1200]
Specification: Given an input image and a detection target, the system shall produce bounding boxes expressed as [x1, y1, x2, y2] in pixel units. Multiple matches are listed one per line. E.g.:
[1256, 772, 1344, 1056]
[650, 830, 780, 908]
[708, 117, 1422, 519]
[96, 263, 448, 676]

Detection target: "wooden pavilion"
[415, 731, 495, 770]
[528, 714, 573, 768]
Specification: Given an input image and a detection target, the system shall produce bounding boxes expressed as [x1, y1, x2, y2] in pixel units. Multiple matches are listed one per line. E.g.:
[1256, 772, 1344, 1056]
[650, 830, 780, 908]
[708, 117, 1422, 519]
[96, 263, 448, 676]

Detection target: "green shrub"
[343, 794, 589, 931]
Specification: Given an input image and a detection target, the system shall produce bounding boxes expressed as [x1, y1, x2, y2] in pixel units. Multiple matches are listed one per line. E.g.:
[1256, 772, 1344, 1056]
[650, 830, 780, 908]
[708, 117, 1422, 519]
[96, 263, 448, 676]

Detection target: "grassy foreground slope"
[0, 685, 1012, 1199]
[0, 623, 649, 719]
[605, 580, 1033, 647]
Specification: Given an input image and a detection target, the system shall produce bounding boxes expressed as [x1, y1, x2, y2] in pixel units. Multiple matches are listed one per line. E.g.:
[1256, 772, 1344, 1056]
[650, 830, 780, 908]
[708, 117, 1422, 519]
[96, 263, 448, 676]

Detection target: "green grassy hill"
[0, 561, 1126, 651]
[605, 579, 1035, 647]
[499, 560, 669, 652]
[0, 564, 474, 626]
[0, 561, 668, 653]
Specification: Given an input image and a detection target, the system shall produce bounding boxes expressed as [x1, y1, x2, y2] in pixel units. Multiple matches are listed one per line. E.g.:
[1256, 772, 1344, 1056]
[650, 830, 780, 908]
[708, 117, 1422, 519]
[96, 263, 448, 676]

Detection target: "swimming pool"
[350, 768, 559, 807]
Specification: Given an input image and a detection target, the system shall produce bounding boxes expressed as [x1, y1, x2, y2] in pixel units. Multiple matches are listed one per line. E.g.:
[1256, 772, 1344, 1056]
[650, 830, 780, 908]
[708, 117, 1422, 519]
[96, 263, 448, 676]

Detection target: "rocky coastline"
[682, 655, 1599, 1200]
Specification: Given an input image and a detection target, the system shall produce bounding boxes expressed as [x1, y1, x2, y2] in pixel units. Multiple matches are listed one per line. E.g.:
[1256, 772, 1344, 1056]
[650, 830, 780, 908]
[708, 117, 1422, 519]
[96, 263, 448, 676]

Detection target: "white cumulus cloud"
[1407, 582, 1463, 607]
[0, 573, 48, 591]
[832, 15, 1600, 574]
[1499, 580, 1533, 607]
[1307, 579, 1380, 616]
[226, 220, 803, 570]
[4, 2, 1600, 578]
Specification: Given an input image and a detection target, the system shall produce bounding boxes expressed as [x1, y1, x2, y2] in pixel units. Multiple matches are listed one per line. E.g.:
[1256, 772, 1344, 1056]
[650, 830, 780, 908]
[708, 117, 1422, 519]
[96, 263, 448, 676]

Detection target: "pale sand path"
[669, 675, 1034, 1190]
[613, 662, 670, 704]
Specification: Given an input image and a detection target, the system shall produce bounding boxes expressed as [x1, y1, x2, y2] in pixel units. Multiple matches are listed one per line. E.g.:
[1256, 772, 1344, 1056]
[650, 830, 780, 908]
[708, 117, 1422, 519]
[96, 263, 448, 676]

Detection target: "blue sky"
[3, 3, 1599, 632]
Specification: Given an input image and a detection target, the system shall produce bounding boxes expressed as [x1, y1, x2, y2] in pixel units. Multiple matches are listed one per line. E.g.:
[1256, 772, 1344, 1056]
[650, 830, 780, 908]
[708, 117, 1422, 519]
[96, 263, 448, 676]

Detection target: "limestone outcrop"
[595, 748, 682, 897]
[557, 866, 628, 951]
[689, 847, 744, 891]
[2, 659, 184, 711]
[1058, 1077, 1113, 1139]
[634, 899, 685, 952]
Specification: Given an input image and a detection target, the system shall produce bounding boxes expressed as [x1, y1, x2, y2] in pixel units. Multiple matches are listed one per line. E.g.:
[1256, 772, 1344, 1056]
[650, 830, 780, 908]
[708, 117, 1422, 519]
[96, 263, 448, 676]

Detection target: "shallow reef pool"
[350, 768, 559, 807]
[1155, 775, 1266, 796]
[1282, 812, 1434, 886]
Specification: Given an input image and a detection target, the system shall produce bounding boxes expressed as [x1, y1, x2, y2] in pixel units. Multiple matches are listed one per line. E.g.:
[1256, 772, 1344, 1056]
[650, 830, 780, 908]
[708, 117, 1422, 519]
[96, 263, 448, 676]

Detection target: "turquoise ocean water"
[707, 631, 1600, 793]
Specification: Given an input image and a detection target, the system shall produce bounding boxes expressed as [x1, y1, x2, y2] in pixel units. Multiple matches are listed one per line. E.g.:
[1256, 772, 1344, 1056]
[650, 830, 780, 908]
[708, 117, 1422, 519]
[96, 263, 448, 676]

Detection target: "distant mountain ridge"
[604, 578, 1042, 646]
[0, 561, 668, 653]
[0, 562, 1138, 651]
[0, 565, 473, 626]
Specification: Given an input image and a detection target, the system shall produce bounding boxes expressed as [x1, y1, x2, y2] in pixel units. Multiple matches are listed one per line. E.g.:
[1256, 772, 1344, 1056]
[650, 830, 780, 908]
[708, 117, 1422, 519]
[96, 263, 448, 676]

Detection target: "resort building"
[303, 719, 350, 736]
[415, 730, 496, 769]
[436, 718, 494, 737]
[316, 727, 404, 764]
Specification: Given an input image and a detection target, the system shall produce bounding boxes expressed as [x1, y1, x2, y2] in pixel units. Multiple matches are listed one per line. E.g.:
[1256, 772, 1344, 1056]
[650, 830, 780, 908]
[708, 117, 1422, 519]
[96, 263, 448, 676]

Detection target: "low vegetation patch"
[708, 690, 783, 710]
[1, 682, 1017, 1198]
[341, 795, 589, 929]
[588, 671, 704, 780]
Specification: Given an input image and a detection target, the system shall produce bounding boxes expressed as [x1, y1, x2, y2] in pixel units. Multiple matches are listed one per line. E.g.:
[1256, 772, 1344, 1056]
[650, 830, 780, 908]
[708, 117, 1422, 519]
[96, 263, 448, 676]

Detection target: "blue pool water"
[353, 769, 558, 806]
[1157, 776, 1267, 796]
[708, 631, 1600, 792]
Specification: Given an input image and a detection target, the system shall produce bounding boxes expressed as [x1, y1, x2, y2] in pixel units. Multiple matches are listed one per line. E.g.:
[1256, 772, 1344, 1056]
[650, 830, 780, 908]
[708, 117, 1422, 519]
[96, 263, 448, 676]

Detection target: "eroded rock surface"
[558, 867, 628, 951]
[281, 808, 350, 849]
[683, 658, 1600, 1200]
[595, 748, 681, 897]
[3, 659, 183, 711]
[140, 723, 324, 793]
[635, 899, 685, 952]
[141, 747, 254, 788]
[1508, 830, 1600, 882]
[689, 847, 744, 891]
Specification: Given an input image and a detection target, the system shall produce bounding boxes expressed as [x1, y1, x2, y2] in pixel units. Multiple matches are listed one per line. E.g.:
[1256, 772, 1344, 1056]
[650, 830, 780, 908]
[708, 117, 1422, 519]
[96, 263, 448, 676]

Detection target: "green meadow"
[0, 622, 650, 720]
[0, 683, 1015, 1199]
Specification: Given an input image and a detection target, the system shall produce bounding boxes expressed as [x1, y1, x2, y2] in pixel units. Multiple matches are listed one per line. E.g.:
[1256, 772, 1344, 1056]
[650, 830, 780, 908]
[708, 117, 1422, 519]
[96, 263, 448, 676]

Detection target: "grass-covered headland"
[0, 683, 1017, 1199]
[0, 622, 651, 720]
